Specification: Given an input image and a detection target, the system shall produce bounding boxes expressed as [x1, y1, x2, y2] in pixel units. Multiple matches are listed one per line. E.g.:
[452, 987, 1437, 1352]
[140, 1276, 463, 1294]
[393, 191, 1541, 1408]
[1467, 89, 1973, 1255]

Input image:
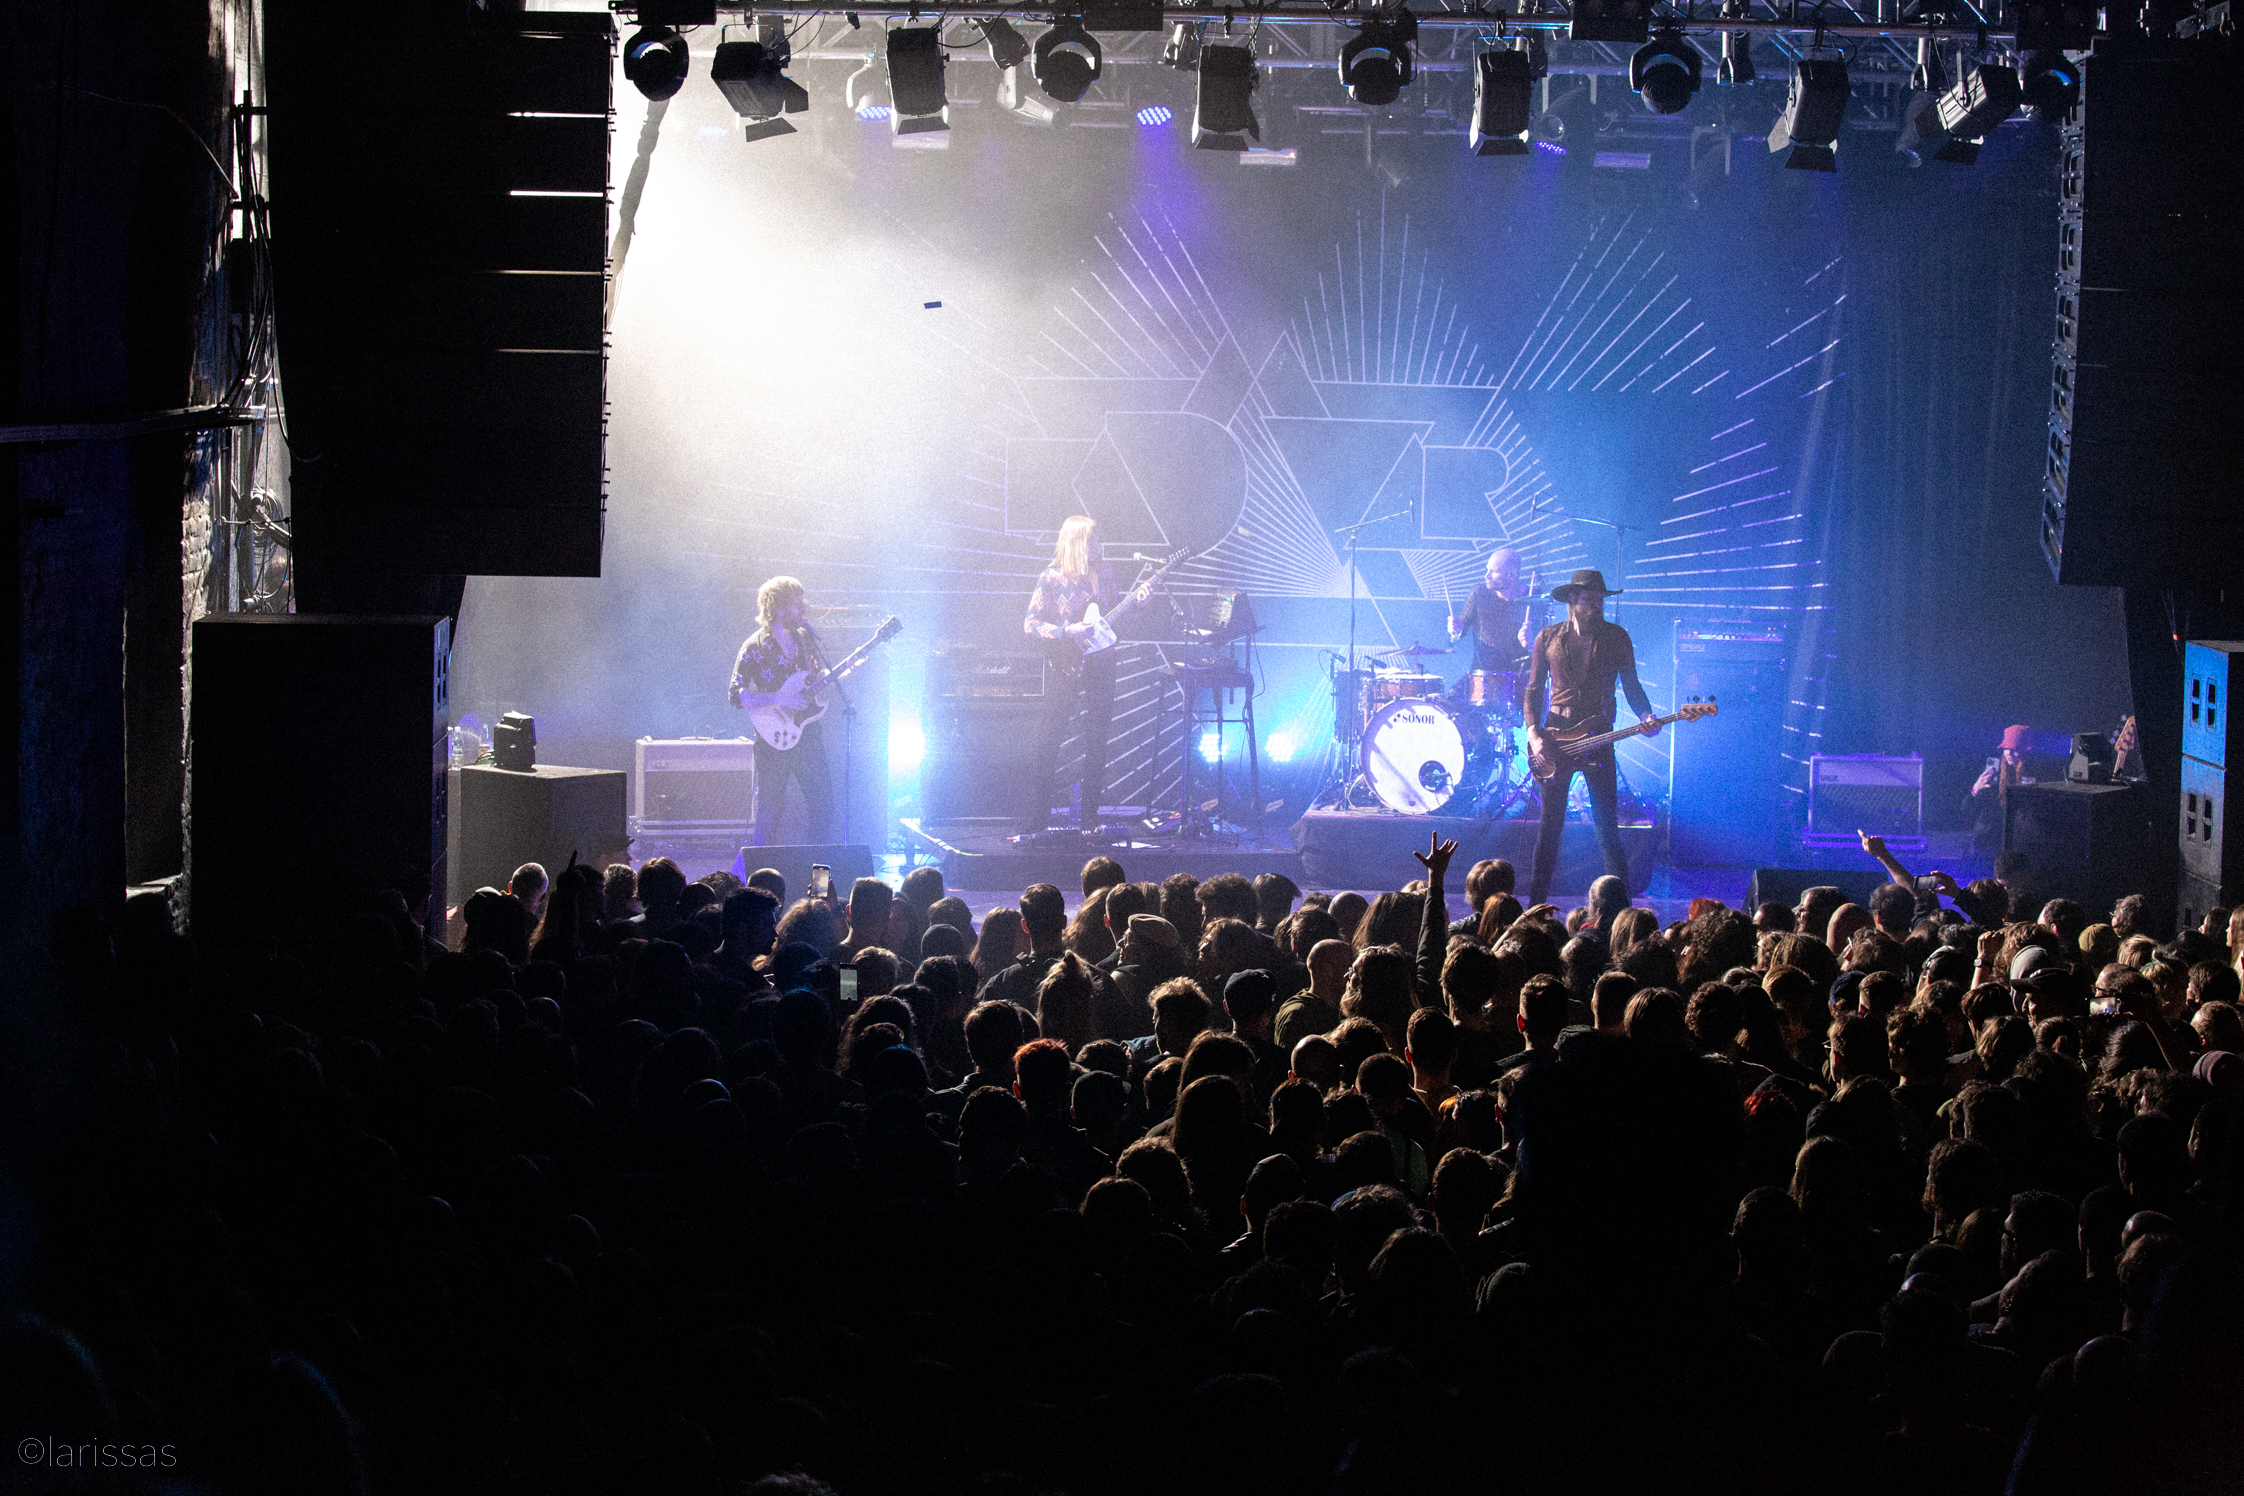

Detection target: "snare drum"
[1361, 697, 1497, 815]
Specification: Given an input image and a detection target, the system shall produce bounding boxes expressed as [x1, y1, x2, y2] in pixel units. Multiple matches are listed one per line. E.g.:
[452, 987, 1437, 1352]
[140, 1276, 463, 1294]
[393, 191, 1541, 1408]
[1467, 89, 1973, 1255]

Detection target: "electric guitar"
[1528, 701, 1719, 785]
[741, 615, 902, 751]
[1072, 547, 1190, 658]
[2111, 713, 2138, 775]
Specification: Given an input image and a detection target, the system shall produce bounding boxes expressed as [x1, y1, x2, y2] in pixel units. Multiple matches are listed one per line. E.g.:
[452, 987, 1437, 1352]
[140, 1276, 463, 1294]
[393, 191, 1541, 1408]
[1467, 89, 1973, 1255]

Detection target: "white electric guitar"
[741, 615, 902, 751]
[1073, 547, 1190, 658]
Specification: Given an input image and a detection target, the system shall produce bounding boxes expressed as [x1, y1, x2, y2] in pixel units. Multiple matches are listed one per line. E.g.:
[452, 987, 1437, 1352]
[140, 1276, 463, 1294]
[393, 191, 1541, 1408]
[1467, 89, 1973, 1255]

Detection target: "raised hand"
[1857, 830, 1887, 858]
[1412, 832, 1459, 880]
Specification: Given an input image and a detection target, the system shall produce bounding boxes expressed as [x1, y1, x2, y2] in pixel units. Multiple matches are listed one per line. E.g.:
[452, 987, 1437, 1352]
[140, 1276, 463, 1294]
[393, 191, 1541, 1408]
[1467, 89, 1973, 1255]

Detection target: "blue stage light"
[1199, 730, 1223, 762]
[856, 99, 892, 120]
[1266, 731, 1297, 763]
[1137, 104, 1174, 126]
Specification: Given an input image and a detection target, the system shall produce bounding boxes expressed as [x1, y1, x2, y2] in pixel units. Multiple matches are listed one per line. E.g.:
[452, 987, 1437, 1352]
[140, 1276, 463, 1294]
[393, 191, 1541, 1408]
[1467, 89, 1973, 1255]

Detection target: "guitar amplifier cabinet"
[635, 736, 757, 833]
[1805, 754, 1924, 848]
[930, 649, 1046, 699]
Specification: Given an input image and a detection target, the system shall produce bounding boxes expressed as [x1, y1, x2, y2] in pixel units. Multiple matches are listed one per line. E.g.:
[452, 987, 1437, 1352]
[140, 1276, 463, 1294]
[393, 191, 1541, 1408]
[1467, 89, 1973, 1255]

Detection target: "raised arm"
[1412, 832, 1458, 1009]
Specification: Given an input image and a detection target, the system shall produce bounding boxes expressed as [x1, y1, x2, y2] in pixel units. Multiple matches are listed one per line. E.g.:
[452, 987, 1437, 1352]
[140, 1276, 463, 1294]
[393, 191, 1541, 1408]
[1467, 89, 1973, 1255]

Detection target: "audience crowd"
[7, 839, 2243, 1494]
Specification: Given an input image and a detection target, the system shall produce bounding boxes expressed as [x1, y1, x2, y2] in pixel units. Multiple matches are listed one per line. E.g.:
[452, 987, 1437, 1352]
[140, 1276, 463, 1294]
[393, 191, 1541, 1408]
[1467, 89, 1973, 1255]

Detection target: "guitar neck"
[1565, 709, 1695, 754]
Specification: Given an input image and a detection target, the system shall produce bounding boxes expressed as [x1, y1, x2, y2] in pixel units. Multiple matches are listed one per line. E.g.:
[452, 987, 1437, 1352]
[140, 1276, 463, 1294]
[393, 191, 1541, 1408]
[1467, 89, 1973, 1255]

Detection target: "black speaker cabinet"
[1668, 653, 1786, 866]
[1745, 868, 1891, 914]
[2005, 781, 2155, 916]
[190, 616, 450, 943]
[924, 697, 1043, 822]
[731, 844, 876, 908]
[448, 764, 627, 900]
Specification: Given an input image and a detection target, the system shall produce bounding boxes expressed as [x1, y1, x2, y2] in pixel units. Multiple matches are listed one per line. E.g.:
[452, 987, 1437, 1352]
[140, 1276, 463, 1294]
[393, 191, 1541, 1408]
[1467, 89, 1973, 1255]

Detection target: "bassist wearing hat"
[1522, 570, 1657, 908]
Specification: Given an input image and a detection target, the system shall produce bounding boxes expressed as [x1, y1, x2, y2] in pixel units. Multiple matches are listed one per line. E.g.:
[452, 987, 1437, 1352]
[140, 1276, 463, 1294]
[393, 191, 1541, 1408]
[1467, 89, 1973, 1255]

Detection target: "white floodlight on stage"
[1768, 56, 1848, 170]
[1630, 29, 1701, 114]
[1035, 16, 1104, 103]
[1339, 8, 1418, 107]
[1193, 43, 1259, 150]
[998, 63, 1059, 124]
[886, 25, 948, 135]
[1470, 46, 1533, 154]
[711, 20, 809, 142]
[1902, 59, 2023, 163]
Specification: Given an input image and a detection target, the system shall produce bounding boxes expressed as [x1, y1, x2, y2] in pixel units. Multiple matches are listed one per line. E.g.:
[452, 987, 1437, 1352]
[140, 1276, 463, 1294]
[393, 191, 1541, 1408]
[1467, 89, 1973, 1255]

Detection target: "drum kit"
[1334, 643, 1535, 817]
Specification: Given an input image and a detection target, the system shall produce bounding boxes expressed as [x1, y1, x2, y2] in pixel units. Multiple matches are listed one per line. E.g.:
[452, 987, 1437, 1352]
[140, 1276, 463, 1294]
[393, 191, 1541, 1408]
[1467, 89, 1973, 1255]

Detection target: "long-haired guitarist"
[1021, 515, 1149, 834]
[730, 575, 833, 845]
[1522, 569, 1658, 908]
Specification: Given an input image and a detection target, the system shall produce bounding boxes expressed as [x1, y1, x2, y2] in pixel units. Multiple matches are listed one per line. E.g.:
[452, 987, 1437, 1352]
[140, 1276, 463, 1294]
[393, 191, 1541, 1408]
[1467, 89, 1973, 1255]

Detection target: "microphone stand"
[1331, 507, 1415, 809]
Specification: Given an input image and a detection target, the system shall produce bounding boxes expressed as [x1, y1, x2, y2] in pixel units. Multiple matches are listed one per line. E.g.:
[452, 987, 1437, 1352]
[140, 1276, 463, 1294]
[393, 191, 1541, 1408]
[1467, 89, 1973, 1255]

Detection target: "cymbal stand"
[1328, 507, 1414, 810]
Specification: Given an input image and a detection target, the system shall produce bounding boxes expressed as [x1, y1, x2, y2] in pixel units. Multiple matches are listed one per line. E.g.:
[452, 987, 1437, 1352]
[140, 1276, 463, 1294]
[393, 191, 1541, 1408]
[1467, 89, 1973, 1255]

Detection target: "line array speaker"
[2040, 43, 2244, 586]
[263, 6, 611, 583]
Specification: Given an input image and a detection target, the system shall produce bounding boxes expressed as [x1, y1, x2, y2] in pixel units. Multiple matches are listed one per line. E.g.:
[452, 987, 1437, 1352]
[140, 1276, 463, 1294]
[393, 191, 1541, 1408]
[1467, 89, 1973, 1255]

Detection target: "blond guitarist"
[1020, 516, 1151, 834]
[730, 576, 833, 845]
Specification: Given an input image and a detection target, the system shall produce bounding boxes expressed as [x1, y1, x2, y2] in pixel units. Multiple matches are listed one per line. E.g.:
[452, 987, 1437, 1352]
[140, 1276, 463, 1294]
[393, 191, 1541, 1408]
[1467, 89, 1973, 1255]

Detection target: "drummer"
[1448, 547, 1536, 678]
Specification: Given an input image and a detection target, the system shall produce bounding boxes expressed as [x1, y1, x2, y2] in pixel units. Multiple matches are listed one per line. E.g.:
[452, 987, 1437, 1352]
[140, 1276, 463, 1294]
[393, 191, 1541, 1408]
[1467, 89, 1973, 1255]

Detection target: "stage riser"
[1291, 811, 1656, 897]
[904, 821, 1303, 892]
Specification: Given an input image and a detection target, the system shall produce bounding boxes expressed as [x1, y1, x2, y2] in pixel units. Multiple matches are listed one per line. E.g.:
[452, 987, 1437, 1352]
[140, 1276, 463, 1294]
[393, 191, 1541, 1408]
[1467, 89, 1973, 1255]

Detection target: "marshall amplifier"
[930, 648, 1046, 699]
[634, 736, 757, 833]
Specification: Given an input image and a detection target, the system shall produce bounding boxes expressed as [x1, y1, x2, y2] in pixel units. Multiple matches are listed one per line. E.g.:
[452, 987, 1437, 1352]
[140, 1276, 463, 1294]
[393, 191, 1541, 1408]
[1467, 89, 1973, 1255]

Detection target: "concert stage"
[900, 818, 1305, 892]
[1289, 808, 1661, 897]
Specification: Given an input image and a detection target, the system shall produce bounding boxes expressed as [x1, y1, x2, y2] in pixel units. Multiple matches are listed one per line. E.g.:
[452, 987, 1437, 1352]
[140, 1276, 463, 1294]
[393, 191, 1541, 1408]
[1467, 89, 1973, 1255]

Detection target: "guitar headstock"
[876, 615, 903, 642]
[1677, 701, 1719, 721]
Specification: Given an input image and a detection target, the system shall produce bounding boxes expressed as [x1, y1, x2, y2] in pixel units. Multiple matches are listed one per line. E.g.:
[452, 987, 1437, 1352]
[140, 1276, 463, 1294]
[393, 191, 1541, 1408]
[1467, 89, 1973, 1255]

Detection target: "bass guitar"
[743, 615, 902, 751]
[1073, 547, 1191, 658]
[1528, 701, 1719, 785]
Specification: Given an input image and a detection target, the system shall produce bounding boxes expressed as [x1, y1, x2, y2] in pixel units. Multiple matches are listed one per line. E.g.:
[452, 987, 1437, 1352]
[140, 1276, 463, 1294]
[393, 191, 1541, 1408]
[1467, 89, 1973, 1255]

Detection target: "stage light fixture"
[886, 25, 949, 134]
[1162, 21, 1203, 70]
[712, 23, 811, 141]
[1718, 30, 1756, 86]
[1470, 47, 1534, 155]
[1941, 61, 2023, 137]
[1035, 16, 1104, 102]
[623, 26, 691, 101]
[1567, 0, 1650, 44]
[2020, 50, 2080, 120]
[1193, 43, 1260, 149]
[1630, 29, 1701, 114]
[1138, 103, 1174, 126]
[980, 17, 1032, 71]
[1340, 9, 1418, 107]
[1768, 57, 1848, 171]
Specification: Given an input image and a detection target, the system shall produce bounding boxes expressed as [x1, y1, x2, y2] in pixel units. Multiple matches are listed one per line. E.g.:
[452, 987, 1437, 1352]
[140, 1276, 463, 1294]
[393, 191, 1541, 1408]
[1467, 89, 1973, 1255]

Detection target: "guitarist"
[1021, 515, 1146, 834]
[1522, 570, 1657, 908]
[729, 575, 833, 845]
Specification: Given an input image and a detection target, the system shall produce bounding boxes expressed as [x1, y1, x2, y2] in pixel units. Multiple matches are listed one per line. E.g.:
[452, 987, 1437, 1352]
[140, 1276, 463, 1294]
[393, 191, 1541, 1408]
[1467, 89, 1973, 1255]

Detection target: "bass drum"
[1362, 697, 1499, 815]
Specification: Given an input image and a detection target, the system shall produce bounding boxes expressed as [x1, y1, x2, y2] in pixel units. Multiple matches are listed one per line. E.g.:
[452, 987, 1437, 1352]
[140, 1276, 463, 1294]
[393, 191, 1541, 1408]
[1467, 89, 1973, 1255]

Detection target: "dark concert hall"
[5, 0, 2242, 1490]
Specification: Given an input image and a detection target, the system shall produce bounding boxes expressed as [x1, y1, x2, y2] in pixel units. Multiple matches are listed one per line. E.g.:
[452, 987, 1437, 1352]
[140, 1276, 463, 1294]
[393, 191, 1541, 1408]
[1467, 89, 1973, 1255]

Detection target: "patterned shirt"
[729, 625, 807, 704]
[1023, 563, 1119, 655]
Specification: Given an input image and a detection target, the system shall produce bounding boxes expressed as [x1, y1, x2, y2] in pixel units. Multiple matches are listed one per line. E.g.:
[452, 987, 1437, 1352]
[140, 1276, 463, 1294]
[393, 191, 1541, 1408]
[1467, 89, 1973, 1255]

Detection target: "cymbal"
[1374, 642, 1454, 659]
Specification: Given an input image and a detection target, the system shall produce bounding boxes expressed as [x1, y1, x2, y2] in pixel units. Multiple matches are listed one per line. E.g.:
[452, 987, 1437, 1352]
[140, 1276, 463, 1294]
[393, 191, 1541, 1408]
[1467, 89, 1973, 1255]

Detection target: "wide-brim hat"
[1551, 569, 1622, 602]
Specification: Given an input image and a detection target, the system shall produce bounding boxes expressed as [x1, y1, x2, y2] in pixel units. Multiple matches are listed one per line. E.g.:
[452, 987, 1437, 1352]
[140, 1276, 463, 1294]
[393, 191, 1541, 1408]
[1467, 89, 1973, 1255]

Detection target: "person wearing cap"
[1521, 569, 1657, 909]
[1968, 724, 2036, 854]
